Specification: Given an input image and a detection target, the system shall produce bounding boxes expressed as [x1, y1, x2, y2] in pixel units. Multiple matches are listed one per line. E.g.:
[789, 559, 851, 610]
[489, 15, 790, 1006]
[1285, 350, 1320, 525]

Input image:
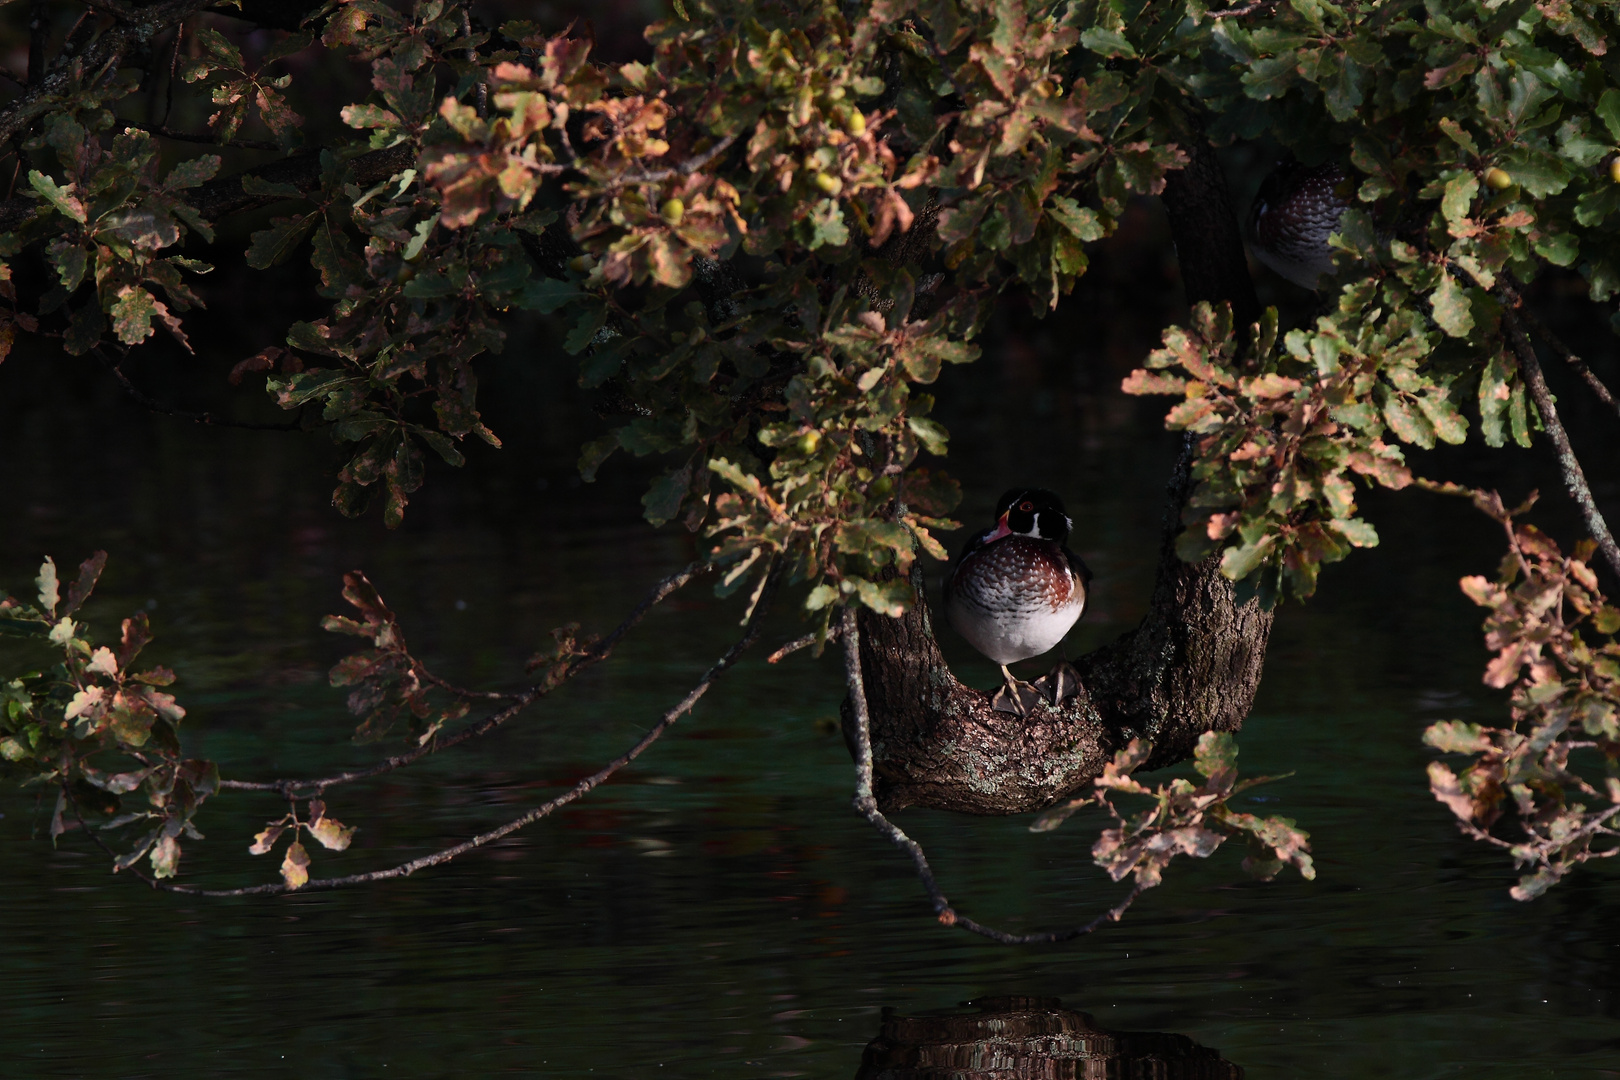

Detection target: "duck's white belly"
[946, 589, 1084, 665]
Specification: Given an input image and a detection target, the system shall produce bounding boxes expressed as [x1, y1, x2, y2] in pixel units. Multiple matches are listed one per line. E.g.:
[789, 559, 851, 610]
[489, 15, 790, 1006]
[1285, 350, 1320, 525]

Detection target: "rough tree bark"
[845, 137, 1274, 815]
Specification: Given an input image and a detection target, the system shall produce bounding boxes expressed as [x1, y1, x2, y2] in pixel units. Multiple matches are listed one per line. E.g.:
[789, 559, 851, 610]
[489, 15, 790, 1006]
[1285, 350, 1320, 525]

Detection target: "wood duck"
[943, 488, 1092, 716]
[1250, 161, 1351, 290]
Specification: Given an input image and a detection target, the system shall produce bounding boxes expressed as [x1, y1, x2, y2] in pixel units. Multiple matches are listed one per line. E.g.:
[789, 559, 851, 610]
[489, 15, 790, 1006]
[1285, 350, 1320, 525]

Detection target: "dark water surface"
[4, 328, 1620, 1079]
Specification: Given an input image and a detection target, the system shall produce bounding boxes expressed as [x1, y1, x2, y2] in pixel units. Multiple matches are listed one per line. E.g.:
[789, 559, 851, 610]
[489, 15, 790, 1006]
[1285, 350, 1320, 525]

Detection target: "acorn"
[1484, 166, 1513, 191]
[660, 197, 685, 225]
[795, 430, 821, 454]
[813, 172, 843, 196]
[844, 109, 867, 136]
[1609, 157, 1620, 184]
[567, 255, 594, 273]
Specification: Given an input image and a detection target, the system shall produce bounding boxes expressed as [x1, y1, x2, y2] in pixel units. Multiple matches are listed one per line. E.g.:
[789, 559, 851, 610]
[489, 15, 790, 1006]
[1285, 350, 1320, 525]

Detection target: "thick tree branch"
[124, 562, 781, 897]
[1160, 137, 1261, 331]
[1501, 304, 1620, 580]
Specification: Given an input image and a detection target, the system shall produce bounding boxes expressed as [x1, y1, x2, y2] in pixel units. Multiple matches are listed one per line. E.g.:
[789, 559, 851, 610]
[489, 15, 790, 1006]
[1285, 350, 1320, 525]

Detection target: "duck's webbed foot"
[992, 666, 1046, 716]
[1033, 661, 1082, 706]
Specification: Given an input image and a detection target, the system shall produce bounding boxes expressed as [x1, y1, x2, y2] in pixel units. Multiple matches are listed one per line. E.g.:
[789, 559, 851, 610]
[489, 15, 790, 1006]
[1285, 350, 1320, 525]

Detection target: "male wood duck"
[1250, 161, 1351, 290]
[943, 488, 1092, 716]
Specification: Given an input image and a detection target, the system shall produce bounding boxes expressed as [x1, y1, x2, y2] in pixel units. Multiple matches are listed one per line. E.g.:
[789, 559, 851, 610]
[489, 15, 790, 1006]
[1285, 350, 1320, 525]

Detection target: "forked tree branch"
[1501, 304, 1620, 580]
[839, 607, 1147, 945]
[220, 558, 717, 794]
[106, 561, 781, 897]
[844, 132, 1271, 816]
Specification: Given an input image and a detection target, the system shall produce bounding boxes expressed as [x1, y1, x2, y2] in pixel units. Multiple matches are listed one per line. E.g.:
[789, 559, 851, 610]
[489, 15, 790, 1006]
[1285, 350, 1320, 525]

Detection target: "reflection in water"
[857, 996, 1242, 1080]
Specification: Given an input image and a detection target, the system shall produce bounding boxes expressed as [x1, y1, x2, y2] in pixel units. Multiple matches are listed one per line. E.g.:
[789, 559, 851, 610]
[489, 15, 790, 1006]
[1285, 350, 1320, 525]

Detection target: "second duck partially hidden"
[944, 488, 1092, 717]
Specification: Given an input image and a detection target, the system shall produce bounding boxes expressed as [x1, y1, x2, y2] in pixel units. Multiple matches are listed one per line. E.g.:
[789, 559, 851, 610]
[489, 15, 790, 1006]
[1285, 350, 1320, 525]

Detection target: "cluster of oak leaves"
[1, 0, 1619, 900]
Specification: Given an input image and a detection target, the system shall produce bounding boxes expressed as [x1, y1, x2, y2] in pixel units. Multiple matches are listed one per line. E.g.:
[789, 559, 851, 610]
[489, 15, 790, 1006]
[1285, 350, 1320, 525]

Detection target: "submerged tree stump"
[855, 996, 1245, 1079]
[844, 135, 1273, 815]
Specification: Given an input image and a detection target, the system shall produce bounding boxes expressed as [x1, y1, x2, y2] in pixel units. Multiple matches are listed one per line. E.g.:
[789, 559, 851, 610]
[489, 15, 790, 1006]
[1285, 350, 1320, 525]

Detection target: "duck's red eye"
[1019, 501, 1033, 512]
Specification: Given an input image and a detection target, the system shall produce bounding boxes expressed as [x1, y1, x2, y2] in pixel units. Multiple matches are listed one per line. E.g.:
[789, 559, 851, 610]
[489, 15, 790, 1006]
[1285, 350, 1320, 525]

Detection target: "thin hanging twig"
[221, 558, 717, 794]
[839, 606, 1145, 945]
[1500, 304, 1620, 580]
[116, 562, 782, 898]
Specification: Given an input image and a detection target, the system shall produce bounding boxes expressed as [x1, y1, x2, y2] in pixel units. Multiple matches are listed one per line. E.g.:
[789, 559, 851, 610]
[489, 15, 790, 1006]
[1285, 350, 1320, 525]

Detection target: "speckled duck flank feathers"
[1250, 161, 1352, 290]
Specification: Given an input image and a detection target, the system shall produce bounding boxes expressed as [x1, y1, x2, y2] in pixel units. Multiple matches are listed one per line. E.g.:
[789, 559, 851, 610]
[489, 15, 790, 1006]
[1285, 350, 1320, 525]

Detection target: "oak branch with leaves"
[1, 0, 1618, 939]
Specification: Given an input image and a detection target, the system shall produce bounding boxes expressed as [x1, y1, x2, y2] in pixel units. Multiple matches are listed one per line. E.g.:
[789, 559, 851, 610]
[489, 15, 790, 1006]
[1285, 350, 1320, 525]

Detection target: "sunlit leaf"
[281, 840, 311, 889]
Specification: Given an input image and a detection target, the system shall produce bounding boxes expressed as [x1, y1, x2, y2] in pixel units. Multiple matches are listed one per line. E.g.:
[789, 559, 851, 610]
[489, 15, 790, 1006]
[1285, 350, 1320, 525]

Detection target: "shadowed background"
[2, 0, 1620, 1074]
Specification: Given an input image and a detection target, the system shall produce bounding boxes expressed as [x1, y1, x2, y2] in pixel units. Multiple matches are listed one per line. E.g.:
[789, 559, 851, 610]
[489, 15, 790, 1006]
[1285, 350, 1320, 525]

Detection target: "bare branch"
[219, 559, 717, 794]
[461, 6, 487, 117]
[839, 606, 1146, 945]
[132, 561, 782, 897]
[415, 669, 517, 702]
[1207, 0, 1270, 17]
[766, 624, 840, 664]
[123, 120, 283, 153]
[95, 347, 306, 431]
[608, 132, 738, 188]
[1500, 304, 1620, 580]
[1515, 304, 1620, 422]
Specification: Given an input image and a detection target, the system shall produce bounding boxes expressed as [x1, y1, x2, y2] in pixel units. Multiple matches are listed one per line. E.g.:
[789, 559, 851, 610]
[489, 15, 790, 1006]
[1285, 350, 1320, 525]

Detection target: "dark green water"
[4, 284, 1620, 1079]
